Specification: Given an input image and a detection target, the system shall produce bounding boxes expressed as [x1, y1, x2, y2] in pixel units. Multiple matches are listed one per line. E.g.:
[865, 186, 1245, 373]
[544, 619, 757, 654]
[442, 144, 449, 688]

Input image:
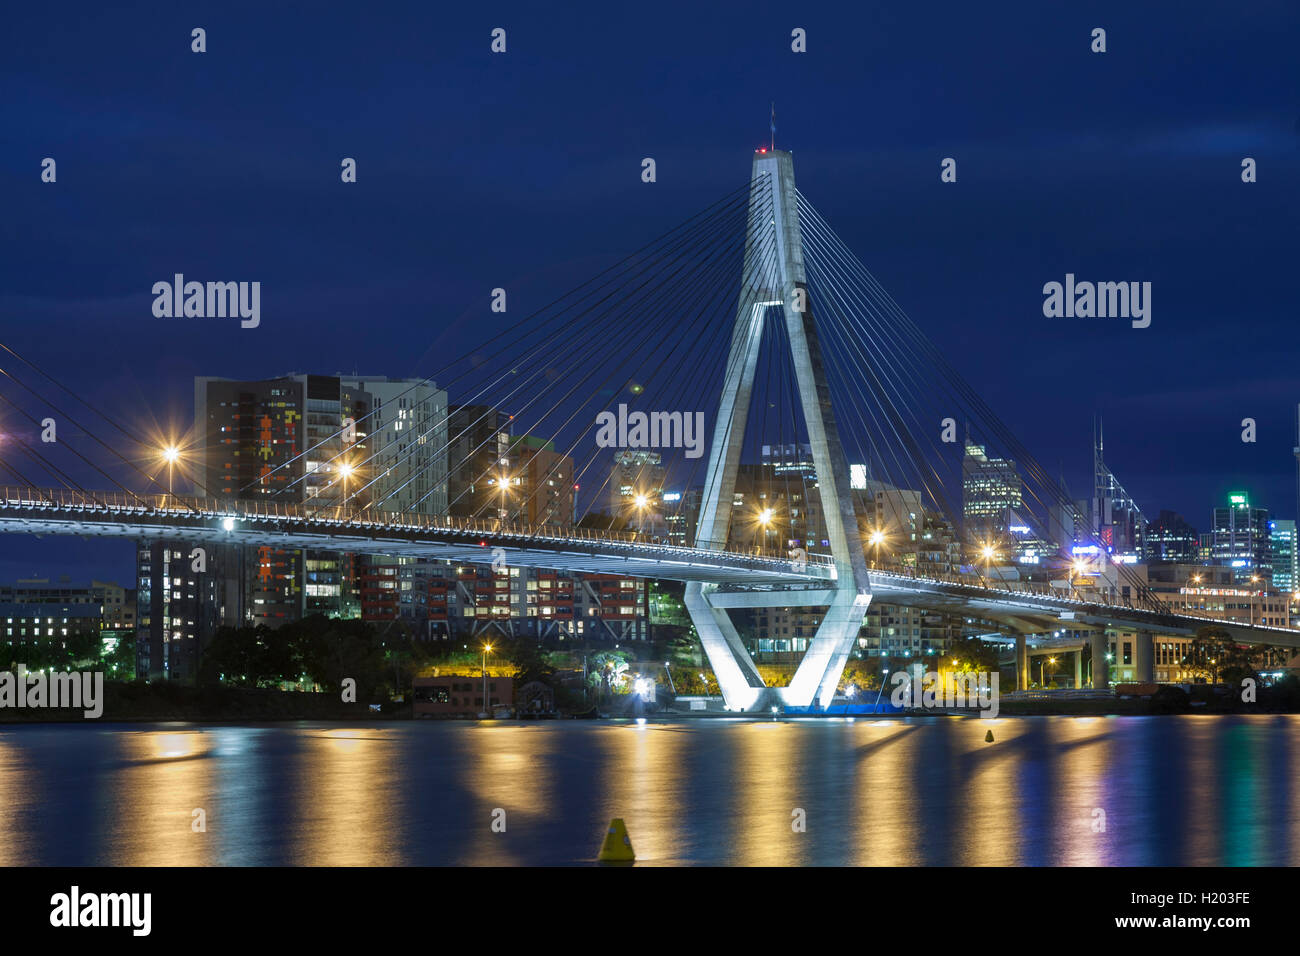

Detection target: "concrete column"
[1091, 631, 1109, 690]
[1016, 633, 1028, 691]
[1074, 649, 1083, 689]
[1135, 630, 1155, 684]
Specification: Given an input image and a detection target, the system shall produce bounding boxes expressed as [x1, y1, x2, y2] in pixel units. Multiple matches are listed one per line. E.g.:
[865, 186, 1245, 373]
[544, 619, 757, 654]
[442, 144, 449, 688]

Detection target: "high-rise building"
[1144, 510, 1201, 564]
[447, 404, 512, 520]
[961, 441, 1021, 545]
[136, 541, 233, 680]
[507, 435, 574, 527]
[663, 488, 700, 548]
[1212, 492, 1272, 585]
[1269, 519, 1297, 595]
[191, 374, 367, 627]
[609, 450, 666, 533]
[339, 376, 448, 517]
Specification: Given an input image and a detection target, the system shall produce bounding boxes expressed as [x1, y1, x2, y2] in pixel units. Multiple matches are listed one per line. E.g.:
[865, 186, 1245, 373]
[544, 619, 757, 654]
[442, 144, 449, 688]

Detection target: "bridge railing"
[0, 485, 831, 572]
[865, 559, 1172, 616]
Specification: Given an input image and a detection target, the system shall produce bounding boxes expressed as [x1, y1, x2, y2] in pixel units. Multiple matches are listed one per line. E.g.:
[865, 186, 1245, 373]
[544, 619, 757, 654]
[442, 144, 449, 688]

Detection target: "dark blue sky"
[2, 0, 1298, 583]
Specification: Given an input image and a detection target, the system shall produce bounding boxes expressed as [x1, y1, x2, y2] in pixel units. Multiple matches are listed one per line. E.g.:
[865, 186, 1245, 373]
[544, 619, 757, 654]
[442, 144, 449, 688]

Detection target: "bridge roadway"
[2, 486, 1298, 649]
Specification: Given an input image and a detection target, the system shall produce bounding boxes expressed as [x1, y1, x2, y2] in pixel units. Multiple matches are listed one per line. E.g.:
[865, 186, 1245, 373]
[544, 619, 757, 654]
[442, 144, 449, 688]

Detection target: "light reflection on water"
[0, 715, 1296, 866]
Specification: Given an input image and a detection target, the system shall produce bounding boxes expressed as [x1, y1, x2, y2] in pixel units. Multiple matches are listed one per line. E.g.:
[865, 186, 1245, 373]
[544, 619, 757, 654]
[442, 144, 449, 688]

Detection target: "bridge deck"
[2, 487, 1297, 647]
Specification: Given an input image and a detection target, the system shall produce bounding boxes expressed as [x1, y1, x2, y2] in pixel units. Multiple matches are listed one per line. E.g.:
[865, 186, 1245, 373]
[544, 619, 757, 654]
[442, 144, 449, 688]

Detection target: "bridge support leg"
[784, 589, 871, 710]
[1091, 632, 1109, 690]
[1136, 630, 1155, 684]
[1016, 634, 1029, 691]
[1074, 649, 1083, 689]
[683, 582, 766, 711]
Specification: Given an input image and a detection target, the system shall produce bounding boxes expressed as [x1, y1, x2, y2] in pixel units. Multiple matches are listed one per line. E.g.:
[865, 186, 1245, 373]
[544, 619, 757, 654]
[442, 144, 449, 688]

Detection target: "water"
[1, 715, 1297, 866]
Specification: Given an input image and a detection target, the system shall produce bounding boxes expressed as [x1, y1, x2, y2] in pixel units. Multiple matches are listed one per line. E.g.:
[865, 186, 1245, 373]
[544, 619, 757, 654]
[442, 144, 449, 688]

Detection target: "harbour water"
[1, 715, 1296, 866]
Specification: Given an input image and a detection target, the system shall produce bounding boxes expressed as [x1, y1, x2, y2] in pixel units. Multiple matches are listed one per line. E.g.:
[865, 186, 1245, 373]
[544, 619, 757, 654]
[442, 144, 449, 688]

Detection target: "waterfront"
[1, 715, 1297, 866]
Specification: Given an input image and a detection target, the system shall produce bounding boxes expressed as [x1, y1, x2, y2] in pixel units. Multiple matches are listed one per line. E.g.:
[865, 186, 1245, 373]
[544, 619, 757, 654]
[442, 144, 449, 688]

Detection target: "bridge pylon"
[685, 149, 872, 712]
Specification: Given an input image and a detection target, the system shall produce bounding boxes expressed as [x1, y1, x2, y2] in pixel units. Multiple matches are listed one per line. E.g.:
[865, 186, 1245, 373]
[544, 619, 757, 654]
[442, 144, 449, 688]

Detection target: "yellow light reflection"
[100, 729, 215, 865]
[454, 724, 559, 866]
[290, 728, 404, 865]
[594, 722, 688, 865]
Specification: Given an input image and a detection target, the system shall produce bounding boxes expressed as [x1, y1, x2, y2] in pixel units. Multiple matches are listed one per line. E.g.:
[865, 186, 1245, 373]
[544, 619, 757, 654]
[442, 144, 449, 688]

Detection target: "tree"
[1182, 626, 1236, 683]
[502, 636, 556, 686]
[295, 617, 388, 701]
[103, 633, 137, 680]
[198, 624, 298, 688]
[587, 649, 632, 696]
[945, 636, 1000, 672]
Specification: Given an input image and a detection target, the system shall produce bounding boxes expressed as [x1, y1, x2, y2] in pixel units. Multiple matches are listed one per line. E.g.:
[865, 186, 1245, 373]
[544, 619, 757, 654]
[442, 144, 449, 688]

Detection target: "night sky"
[2, 1, 1298, 584]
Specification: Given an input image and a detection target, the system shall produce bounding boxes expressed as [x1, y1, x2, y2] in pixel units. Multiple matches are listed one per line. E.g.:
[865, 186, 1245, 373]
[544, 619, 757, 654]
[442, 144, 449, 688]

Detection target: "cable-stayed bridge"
[1, 148, 1293, 711]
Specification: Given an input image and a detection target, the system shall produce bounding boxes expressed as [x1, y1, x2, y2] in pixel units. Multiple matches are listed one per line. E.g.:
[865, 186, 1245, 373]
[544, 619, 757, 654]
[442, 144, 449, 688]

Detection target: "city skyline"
[5, 2, 1300, 889]
[4, 3, 1298, 586]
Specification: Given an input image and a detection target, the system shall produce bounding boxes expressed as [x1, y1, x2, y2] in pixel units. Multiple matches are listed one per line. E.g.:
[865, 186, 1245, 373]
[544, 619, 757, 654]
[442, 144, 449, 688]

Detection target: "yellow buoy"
[598, 817, 636, 862]
[985, 729, 995, 743]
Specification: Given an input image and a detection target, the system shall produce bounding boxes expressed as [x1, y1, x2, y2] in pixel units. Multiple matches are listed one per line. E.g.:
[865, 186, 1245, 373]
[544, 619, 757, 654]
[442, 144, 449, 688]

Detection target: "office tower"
[1144, 510, 1201, 564]
[962, 441, 1021, 544]
[1212, 492, 1272, 585]
[1269, 519, 1297, 594]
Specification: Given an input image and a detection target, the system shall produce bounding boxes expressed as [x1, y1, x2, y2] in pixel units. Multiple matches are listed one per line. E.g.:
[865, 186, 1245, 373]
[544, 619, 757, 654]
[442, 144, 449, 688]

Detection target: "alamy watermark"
[152, 274, 260, 328]
[1042, 273, 1150, 329]
[0, 664, 104, 718]
[890, 663, 999, 719]
[595, 404, 705, 458]
[50, 886, 150, 936]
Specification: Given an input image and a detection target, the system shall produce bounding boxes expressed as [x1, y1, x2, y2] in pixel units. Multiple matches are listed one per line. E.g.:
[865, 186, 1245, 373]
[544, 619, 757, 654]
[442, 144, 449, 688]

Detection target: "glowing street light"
[867, 528, 886, 567]
[336, 460, 357, 509]
[481, 643, 493, 717]
[159, 443, 181, 499]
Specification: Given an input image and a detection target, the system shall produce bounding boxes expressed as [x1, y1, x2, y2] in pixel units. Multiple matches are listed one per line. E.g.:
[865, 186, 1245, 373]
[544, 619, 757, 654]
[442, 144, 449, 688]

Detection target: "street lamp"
[337, 461, 355, 509]
[868, 529, 885, 567]
[159, 444, 181, 503]
[481, 643, 493, 717]
[663, 661, 676, 694]
[1041, 655, 1057, 688]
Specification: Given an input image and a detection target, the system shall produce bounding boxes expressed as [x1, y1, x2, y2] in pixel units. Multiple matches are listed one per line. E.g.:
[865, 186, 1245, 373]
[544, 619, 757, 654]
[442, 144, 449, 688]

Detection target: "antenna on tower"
[770, 102, 776, 151]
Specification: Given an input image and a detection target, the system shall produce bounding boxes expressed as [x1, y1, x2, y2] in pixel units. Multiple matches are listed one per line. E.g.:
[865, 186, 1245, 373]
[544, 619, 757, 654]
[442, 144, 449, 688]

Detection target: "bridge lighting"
[980, 545, 996, 562]
[221, 517, 235, 532]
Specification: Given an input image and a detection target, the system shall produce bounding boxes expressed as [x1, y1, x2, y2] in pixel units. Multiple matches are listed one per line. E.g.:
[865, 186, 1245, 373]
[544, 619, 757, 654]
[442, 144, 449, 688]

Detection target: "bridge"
[1, 146, 1292, 711]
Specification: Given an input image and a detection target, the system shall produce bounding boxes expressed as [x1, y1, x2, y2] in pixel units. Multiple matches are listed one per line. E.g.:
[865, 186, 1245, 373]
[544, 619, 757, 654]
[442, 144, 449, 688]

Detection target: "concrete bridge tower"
[684, 149, 872, 712]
